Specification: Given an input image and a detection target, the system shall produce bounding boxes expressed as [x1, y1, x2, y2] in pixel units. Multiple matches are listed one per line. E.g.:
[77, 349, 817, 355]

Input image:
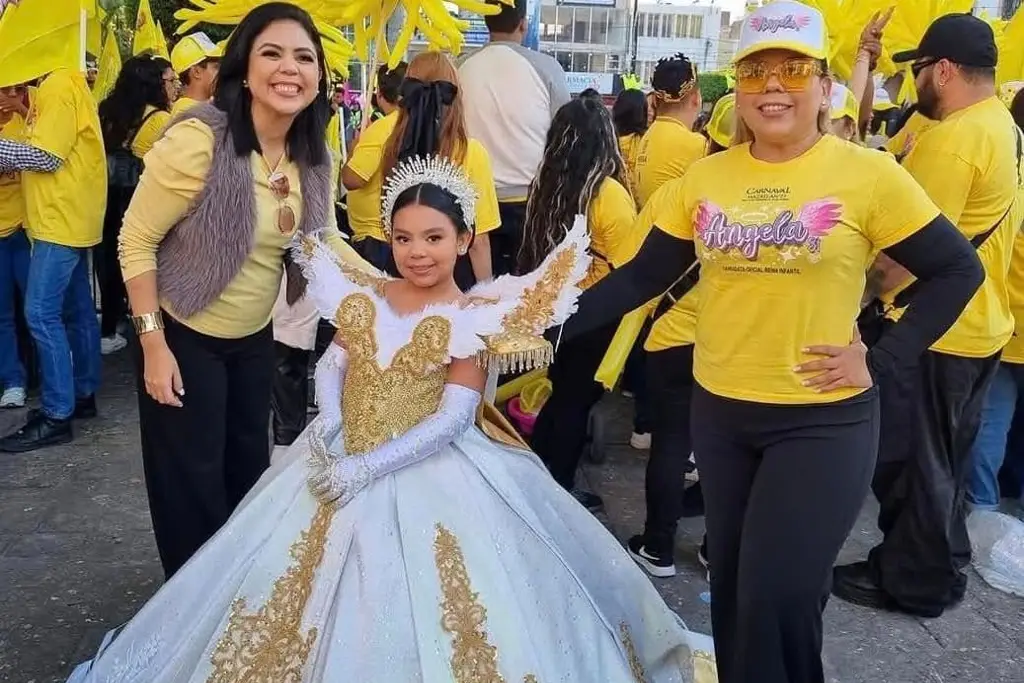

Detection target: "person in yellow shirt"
[169, 31, 222, 117]
[833, 13, 1024, 619]
[0, 67, 106, 453]
[112, 4, 371, 578]
[374, 51, 501, 289]
[549, 3, 984, 676]
[884, 107, 934, 161]
[633, 53, 705, 206]
[92, 56, 175, 357]
[611, 88, 648, 201]
[521, 97, 636, 512]
[341, 62, 407, 269]
[0, 83, 32, 409]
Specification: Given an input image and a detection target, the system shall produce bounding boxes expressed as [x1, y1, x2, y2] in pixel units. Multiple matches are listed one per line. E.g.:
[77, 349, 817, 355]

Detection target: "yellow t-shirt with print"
[346, 112, 399, 242]
[633, 116, 705, 207]
[582, 177, 636, 289]
[130, 105, 172, 159]
[618, 133, 642, 199]
[0, 108, 29, 237]
[657, 135, 940, 405]
[121, 118, 367, 339]
[170, 96, 200, 118]
[899, 96, 1022, 358]
[23, 68, 106, 248]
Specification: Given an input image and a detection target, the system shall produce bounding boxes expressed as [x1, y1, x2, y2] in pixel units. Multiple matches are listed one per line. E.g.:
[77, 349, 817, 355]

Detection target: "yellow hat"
[733, 1, 829, 64]
[829, 83, 859, 122]
[171, 32, 221, 75]
[706, 94, 736, 149]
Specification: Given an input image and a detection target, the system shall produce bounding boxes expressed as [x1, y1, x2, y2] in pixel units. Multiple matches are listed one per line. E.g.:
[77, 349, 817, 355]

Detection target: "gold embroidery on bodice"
[336, 293, 451, 455]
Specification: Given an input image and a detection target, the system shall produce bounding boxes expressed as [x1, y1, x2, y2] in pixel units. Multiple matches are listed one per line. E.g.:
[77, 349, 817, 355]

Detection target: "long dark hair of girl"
[519, 98, 626, 273]
[380, 51, 468, 178]
[612, 89, 648, 137]
[98, 55, 172, 152]
[392, 183, 471, 237]
[214, 1, 331, 167]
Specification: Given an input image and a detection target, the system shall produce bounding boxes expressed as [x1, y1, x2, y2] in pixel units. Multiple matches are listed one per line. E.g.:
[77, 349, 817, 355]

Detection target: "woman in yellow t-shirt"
[377, 51, 501, 289]
[96, 55, 174, 353]
[118, 4, 370, 579]
[521, 97, 636, 511]
[551, 3, 983, 678]
[612, 88, 648, 201]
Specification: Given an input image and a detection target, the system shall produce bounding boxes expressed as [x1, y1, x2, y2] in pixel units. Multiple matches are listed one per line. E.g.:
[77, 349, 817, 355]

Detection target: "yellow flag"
[0, 0, 82, 87]
[93, 25, 121, 103]
[997, 6, 1024, 86]
[85, 0, 102, 56]
[133, 0, 170, 60]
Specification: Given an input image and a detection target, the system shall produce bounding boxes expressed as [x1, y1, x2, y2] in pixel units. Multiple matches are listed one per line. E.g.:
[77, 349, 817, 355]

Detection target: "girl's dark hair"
[377, 62, 407, 105]
[391, 183, 471, 236]
[98, 55, 172, 152]
[213, 2, 330, 167]
[519, 97, 626, 272]
[612, 89, 648, 137]
[1011, 89, 1024, 131]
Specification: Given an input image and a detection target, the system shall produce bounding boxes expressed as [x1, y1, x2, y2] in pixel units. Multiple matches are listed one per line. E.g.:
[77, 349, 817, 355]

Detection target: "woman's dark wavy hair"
[519, 97, 626, 273]
[612, 89, 648, 137]
[98, 55, 172, 152]
[214, 2, 331, 167]
[391, 183, 471, 237]
[1011, 89, 1024, 131]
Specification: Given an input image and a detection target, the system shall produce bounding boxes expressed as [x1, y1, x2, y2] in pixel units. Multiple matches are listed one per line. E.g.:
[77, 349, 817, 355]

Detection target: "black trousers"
[869, 348, 1000, 613]
[135, 316, 275, 578]
[643, 344, 695, 553]
[492, 200, 527, 277]
[271, 341, 310, 446]
[353, 236, 393, 274]
[692, 385, 878, 683]
[531, 322, 618, 490]
[625, 319, 654, 434]
[96, 185, 134, 338]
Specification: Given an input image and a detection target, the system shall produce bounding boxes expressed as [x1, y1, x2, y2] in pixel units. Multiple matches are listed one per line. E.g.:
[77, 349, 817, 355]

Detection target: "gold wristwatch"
[131, 311, 165, 336]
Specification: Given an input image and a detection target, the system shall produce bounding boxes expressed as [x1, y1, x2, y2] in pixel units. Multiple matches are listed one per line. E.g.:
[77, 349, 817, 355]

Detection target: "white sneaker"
[101, 333, 128, 355]
[630, 432, 651, 450]
[0, 387, 25, 408]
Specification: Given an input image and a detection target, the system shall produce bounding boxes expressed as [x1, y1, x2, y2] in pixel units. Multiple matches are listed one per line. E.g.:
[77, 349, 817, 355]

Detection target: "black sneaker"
[74, 395, 98, 419]
[0, 413, 73, 453]
[571, 488, 604, 512]
[697, 535, 710, 582]
[627, 535, 677, 578]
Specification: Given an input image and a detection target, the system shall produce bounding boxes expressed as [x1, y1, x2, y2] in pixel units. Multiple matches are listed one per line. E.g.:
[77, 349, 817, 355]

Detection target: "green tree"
[697, 72, 729, 106]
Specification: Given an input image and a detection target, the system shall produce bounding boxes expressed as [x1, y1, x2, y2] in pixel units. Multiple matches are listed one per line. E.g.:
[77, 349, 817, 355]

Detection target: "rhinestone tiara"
[380, 155, 478, 239]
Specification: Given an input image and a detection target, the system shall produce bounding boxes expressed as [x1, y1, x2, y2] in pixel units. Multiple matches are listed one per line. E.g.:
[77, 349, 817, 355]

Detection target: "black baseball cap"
[892, 13, 997, 68]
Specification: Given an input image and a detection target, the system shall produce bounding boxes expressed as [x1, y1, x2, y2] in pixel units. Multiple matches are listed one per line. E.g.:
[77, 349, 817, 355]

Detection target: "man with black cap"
[833, 12, 1024, 618]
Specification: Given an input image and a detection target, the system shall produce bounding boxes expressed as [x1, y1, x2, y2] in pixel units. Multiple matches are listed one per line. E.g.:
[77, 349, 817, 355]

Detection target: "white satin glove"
[307, 344, 347, 485]
[307, 383, 481, 505]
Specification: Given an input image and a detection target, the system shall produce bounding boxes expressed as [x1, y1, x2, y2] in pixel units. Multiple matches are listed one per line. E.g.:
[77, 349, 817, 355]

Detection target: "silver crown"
[380, 155, 478, 239]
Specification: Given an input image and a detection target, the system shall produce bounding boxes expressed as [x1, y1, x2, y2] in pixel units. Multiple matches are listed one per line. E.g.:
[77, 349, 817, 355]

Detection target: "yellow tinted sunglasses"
[736, 58, 824, 94]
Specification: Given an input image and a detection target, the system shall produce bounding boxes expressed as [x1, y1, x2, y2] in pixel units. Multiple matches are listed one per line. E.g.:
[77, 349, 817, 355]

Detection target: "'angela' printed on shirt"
[694, 199, 842, 260]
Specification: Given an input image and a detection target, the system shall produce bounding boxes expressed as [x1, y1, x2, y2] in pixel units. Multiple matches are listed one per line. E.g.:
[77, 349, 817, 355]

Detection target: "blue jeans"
[967, 362, 1024, 510]
[0, 230, 30, 389]
[24, 240, 101, 420]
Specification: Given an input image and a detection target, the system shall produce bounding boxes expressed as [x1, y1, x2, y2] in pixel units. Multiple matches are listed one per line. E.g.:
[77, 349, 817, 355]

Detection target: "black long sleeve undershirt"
[869, 214, 984, 379]
[555, 215, 984, 384]
[554, 227, 697, 344]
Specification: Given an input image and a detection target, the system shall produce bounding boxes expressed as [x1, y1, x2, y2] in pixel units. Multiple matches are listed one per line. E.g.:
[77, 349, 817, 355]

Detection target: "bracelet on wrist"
[132, 311, 165, 336]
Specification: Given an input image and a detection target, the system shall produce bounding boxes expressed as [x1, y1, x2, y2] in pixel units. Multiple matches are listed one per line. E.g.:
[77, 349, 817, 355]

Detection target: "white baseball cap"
[872, 87, 897, 111]
[733, 1, 829, 64]
[829, 83, 858, 122]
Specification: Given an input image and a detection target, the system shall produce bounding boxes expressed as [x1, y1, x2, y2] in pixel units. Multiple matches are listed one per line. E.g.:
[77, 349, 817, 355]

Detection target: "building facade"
[974, 0, 1021, 18]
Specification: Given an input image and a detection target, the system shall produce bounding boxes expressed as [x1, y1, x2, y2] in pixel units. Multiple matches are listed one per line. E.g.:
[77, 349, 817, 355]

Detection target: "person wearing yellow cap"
[544, 1, 984, 679]
[828, 82, 860, 141]
[170, 31, 222, 117]
[704, 92, 734, 153]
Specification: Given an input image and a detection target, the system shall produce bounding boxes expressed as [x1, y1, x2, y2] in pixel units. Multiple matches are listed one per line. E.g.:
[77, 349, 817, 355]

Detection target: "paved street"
[1, 354, 1022, 682]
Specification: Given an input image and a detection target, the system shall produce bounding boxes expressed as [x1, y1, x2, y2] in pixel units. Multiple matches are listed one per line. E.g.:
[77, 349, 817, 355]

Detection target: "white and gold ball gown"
[67, 218, 716, 683]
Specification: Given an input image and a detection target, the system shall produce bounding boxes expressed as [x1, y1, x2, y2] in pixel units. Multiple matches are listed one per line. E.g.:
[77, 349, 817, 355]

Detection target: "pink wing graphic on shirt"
[799, 199, 842, 253]
[693, 199, 724, 241]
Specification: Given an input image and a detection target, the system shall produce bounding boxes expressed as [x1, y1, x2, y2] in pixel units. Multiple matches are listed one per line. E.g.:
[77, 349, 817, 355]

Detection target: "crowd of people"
[1, 0, 1023, 681]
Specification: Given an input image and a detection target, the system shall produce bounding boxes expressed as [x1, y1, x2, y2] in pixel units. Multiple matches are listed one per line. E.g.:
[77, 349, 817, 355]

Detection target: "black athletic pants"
[643, 344, 695, 554]
[868, 347, 1000, 614]
[134, 315, 274, 579]
[271, 341, 310, 446]
[531, 322, 618, 490]
[692, 385, 879, 683]
[492, 200, 527, 277]
[96, 185, 134, 338]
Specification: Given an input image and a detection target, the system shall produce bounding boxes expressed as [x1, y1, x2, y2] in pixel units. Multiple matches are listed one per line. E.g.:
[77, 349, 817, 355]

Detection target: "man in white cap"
[170, 32, 221, 117]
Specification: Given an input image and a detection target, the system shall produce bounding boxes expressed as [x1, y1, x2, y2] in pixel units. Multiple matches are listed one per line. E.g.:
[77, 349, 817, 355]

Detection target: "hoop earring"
[243, 80, 249, 89]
